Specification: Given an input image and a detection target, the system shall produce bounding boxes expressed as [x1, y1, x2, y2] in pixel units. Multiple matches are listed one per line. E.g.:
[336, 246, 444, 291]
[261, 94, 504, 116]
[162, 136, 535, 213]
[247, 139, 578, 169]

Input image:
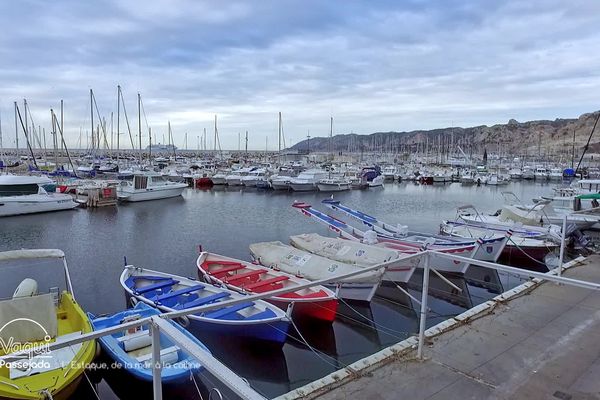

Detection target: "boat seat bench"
[223, 269, 268, 283]
[243, 276, 289, 291]
[209, 264, 247, 277]
[134, 279, 179, 295]
[179, 292, 231, 309]
[153, 284, 205, 302]
[204, 302, 255, 319]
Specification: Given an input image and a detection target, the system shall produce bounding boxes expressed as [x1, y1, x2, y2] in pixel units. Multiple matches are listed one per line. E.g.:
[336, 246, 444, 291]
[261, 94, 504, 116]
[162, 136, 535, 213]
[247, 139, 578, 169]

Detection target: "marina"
[2, 2, 600, 398]
[1, 176, 599, 399]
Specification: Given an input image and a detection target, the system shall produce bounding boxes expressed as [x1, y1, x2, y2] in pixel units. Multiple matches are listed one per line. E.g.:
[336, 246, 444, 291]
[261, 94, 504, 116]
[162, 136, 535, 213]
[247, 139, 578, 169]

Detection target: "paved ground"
[315, 257, 600, 400]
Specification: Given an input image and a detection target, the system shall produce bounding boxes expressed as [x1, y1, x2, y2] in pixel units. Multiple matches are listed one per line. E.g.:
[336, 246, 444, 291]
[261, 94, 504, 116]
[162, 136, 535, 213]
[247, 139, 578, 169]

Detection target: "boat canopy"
[0, 249, 66, 262]
[577, 193, 600, 200]
[0, 175, 53, 185]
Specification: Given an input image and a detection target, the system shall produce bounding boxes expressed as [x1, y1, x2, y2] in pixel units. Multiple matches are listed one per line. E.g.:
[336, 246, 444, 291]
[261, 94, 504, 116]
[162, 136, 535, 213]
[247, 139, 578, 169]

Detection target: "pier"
[276, 255, 600, 400]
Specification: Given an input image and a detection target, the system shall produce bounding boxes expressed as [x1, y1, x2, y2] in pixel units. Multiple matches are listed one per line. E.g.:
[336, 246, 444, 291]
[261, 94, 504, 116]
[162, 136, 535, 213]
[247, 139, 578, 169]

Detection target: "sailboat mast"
[213, 115, 217, 152]
[90, 89, 94, 155]
[116, 86, 121, 154]
[278, 112, 282, 165]
[137, 92, 142, 164]
[14, 102, 19, 158]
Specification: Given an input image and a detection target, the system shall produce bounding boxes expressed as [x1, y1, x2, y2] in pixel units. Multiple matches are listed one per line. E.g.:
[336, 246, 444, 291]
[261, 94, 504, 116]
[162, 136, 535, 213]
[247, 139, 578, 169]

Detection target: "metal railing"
[3, 217, 600, 400]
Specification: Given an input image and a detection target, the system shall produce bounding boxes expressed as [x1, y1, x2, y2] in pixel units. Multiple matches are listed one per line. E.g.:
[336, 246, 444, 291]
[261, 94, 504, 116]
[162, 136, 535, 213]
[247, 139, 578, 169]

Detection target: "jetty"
[275, 255, 600, 400]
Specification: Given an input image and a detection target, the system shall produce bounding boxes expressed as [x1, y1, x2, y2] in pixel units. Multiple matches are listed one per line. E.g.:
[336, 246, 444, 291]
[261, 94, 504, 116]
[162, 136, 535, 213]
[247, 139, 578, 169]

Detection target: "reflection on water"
[0, 181, 547, 398]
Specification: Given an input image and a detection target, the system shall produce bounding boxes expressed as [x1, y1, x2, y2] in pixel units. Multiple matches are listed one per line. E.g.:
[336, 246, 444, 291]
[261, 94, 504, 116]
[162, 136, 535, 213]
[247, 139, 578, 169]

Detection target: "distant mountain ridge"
[289, 111, 600, 156]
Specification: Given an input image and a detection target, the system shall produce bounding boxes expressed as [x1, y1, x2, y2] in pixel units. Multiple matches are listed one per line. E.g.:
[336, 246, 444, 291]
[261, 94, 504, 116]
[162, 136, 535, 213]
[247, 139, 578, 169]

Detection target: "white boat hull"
[0, 194, 78, 217]
[118, 186, 186, 202]
[270, 181, 290, 190]
[317, 183, 351, 192]
[327, 283, 380, 302]
[289, 182, 318, 192]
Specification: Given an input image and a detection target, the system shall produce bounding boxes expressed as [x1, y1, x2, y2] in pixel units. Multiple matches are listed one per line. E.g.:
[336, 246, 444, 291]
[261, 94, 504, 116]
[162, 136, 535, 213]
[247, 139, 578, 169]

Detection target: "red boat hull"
[271, 298, 338, 322]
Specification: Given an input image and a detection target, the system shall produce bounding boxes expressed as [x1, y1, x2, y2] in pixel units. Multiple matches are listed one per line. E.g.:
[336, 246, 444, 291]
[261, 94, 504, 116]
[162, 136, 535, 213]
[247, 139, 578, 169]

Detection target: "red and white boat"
[197, 252, 338, 322]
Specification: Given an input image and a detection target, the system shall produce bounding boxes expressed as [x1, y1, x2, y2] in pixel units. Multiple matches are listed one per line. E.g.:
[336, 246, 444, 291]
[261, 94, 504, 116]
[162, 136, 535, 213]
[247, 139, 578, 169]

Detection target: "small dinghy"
[249, 241, 384, 302]
[121, 266, 290, 344]
[197, 252, 338, 322]
[0, 249, 96, 400]
[89, 302, 209, 382]
[290, 233, 416, 283]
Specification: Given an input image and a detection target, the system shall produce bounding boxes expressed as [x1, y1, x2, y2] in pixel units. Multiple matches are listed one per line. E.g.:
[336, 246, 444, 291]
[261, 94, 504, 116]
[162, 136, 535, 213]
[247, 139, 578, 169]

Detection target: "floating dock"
[276, 255, 600, 400]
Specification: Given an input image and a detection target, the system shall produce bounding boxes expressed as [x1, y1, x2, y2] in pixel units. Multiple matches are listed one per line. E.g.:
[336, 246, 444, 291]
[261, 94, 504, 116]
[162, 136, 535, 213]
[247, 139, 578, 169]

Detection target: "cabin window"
[134, 176, 148, 189]
[0, 184, 39, 196]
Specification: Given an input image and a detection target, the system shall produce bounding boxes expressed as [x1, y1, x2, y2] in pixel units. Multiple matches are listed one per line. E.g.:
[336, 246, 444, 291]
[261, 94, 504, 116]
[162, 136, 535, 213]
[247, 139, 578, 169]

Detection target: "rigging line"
[90, 91, 110, 150]
[286, 319, 347, 371]
[190, 370, 205, 400]
[118, 89, 136, 150]
[335, 298, 413, 339]
[264, 321, 343, 366]
[139, 96, 151, 131]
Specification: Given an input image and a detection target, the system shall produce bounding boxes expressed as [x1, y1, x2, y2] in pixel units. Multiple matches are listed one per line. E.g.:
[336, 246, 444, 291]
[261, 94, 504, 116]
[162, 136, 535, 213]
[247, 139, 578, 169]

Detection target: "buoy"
[13, 278, 38, 298]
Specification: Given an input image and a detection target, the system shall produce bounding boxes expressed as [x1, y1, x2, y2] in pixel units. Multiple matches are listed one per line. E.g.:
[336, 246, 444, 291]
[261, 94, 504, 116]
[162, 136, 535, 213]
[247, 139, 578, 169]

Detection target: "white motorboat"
[0, 175, 78, 217]
[270, 175, 292, 190]
[534, 166, 548, 180]
[509, 168, 523, 180]
[241, 169, 269, 187]
[382, 166, 397, 181]
[368, 175, 385, 187]
[211, 170, 229, 185]
[522, 166, 535, 180]
[317, 177, 352, 192]
[117, 173, 187, 202]
[549, 168, 563, 180]
[288, 169, 328, 192]
[249, 241, 384, 302]
[225, 167, 254, 186]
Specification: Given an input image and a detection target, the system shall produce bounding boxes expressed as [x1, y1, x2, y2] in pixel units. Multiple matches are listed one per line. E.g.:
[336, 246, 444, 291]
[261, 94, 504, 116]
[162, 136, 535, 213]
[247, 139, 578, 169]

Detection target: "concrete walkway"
[287, 256, 600, 400]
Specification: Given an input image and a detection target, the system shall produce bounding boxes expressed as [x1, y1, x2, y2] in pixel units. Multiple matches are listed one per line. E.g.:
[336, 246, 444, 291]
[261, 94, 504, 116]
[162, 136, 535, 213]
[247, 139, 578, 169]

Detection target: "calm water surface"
[0, 181, 562, 399]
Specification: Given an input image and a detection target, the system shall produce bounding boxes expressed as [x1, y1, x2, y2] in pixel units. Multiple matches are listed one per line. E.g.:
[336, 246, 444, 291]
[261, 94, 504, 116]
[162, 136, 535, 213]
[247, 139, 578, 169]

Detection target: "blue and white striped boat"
[120, 265, 290, 344]
[89, 302, 209, 382]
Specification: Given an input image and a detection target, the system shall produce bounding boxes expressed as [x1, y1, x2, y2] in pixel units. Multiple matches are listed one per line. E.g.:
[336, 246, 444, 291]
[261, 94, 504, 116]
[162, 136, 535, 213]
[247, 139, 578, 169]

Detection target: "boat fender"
[13, 278, 38, 298]
[363, 230, 379, 245]
[129, 296, 138, 307]
[122, 332, 153, 352]
[177, 316, 190, 328]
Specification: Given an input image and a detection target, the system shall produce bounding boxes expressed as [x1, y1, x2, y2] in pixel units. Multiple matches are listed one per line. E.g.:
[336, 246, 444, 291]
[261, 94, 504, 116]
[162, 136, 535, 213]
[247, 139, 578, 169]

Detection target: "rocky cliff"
[290, 111, 600, 157]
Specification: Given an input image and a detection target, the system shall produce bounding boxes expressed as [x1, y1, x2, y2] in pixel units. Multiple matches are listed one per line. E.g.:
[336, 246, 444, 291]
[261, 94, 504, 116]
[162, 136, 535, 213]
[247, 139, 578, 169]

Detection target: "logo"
[0, 318, 52, 370]
[486, 246, 494, 254]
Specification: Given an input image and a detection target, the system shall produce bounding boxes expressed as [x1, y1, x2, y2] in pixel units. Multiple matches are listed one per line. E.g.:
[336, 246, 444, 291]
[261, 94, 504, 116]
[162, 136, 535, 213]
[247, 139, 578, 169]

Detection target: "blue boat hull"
[188, 317, 289, 343]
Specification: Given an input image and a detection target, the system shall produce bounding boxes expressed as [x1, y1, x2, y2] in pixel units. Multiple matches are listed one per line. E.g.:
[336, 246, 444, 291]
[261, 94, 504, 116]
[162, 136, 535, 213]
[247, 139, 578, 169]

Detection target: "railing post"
[417, 252, 430, 360]
[151, 319, 163, 400]
[558, 215, 567, 278]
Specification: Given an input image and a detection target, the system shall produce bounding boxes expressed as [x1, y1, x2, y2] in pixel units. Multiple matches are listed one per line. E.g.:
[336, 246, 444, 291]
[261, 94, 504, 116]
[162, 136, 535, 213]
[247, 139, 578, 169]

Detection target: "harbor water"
[0, 180, 562, 399]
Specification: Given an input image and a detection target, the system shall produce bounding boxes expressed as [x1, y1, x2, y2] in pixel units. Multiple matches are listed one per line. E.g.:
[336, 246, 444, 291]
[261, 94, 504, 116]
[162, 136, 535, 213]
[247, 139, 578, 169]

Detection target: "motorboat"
[317, 177, 352, 192]
[288, 169, 328, 192]
[0, 175, 78, 217]
[117, 173, 187, 202]
[241, 169, 269, 187]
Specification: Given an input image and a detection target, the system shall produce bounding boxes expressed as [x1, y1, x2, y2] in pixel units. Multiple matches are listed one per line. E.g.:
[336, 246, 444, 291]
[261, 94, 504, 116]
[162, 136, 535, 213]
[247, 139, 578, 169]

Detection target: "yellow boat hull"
[0, 292, 96, 400]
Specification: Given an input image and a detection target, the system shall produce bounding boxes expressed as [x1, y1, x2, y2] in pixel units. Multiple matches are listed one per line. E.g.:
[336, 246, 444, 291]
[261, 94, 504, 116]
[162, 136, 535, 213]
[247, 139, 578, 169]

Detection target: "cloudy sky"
[1, 0, 599, 150]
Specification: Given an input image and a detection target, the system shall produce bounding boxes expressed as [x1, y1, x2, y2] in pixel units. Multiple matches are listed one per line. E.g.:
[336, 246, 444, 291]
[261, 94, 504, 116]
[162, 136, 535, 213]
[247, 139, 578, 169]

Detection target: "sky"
[1, 0, 600, 151]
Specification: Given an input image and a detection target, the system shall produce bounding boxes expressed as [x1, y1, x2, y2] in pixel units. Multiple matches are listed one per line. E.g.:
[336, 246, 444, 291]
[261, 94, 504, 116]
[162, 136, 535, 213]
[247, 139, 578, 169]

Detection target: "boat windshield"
[0, 184, 40, 196]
